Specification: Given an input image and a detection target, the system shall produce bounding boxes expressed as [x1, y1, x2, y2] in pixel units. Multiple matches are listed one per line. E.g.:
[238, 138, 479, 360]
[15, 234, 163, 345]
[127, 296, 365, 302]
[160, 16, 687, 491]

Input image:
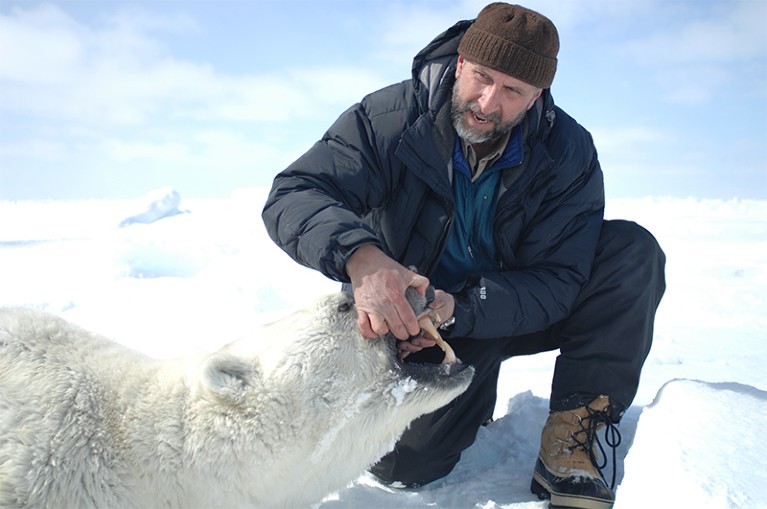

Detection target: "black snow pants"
[370, 219, 667, 487]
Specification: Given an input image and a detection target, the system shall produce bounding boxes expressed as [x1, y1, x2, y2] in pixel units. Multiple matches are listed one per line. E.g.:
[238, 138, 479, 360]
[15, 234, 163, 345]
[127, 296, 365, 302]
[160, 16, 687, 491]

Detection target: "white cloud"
[0, 3, 388, 198]
[591, 125, 670, 155]
[0, 4, 387, 128]
[0, 4, 83, 84]
[99, 139, 191, 164]
[620, 0, 767, 105]
[0, 4, 198, 124]
[0, 139, 69, 161]
[521, 0, 665, 32]
[655, 65, 734, 105]
[178, 67, 385, 124]
[93, 127, 305, 181]
[626, 1, 767, 66]
[374, 2, 472, 65]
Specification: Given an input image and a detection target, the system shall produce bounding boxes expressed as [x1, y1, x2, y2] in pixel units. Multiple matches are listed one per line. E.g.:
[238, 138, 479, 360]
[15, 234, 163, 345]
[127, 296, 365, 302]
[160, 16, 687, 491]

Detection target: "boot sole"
[531, 473, 614, 509]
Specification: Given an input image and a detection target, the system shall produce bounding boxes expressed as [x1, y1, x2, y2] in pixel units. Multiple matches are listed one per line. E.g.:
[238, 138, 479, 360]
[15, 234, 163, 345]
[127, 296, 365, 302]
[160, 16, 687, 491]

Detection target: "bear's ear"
[200, 352, 258, 405]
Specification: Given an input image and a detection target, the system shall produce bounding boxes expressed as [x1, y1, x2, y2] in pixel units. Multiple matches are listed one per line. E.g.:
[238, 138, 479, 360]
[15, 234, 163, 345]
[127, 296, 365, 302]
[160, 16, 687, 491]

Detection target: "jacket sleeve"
[448, 115, 605, 339]
[262, 100, 396, 283]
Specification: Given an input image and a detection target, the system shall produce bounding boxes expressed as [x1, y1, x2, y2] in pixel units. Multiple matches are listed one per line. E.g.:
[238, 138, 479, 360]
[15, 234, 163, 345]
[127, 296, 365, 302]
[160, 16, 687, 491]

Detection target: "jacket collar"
[412, 19, 471, 113]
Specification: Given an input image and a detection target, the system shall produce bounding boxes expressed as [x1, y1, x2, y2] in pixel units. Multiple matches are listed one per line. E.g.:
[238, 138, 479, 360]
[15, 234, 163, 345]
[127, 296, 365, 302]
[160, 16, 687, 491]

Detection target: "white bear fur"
[0, 292, 473, 508]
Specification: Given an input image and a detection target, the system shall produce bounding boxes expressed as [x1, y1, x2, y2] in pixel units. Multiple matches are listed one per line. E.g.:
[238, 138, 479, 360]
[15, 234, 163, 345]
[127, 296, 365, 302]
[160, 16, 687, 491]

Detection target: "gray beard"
[451, 85, 526, 145]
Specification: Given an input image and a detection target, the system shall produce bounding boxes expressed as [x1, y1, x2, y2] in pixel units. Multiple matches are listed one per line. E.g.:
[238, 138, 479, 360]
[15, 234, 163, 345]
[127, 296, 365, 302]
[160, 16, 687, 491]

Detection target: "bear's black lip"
[396, 357, 475, 391]
[402, 360, 472, 377]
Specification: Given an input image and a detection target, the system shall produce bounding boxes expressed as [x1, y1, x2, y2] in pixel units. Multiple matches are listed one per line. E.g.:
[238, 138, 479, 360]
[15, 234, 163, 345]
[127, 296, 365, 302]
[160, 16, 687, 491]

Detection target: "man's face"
[451, 56, 543, 145]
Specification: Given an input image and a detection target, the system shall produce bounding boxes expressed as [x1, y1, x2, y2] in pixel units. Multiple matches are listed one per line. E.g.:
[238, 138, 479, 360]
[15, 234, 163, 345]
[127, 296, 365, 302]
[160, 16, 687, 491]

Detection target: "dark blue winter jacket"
[262, 19, 605, 339]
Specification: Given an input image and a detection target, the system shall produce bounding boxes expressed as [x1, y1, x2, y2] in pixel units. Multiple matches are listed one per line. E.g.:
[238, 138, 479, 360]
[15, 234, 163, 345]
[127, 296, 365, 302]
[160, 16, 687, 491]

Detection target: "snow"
[388, 376, 418, 407]
[0, 189, 765, 508]
[616, 379, 767, 509]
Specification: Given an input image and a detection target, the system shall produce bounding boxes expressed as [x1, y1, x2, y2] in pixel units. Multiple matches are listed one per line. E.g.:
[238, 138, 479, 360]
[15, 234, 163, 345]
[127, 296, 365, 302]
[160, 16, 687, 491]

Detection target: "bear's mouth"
[390, 335, 473, 383]
[385, 312, 474, 384]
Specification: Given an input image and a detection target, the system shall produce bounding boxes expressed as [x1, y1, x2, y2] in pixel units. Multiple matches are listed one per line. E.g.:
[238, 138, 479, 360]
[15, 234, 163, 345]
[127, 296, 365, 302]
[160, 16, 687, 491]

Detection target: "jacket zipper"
[423, 199, 454, 276]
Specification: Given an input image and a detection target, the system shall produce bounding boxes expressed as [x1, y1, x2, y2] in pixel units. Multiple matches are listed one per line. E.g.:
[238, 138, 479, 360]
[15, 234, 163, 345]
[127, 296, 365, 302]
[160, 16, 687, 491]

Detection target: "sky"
[1, 0, 766, 201]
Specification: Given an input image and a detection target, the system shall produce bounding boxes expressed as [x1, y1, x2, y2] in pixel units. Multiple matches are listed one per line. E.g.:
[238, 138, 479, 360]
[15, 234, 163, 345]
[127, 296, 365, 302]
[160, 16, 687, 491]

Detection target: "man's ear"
[527, 88, 543, 110]
[200, 352, 258, 405]
[456, 55, 465, 78]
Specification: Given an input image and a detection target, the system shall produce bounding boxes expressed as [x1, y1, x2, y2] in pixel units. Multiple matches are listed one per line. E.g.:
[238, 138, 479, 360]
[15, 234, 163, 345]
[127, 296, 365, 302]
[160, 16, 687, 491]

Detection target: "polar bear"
[0, 292, 473, 509]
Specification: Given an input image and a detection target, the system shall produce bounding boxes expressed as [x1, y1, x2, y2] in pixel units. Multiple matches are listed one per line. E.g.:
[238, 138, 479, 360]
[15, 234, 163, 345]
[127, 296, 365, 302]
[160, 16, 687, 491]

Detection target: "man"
[262, 3, 666, 508]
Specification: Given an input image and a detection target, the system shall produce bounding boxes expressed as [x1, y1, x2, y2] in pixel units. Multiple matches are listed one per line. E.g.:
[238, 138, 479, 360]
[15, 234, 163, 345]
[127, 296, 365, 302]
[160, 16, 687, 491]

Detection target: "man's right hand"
[345, 245, 430, 340]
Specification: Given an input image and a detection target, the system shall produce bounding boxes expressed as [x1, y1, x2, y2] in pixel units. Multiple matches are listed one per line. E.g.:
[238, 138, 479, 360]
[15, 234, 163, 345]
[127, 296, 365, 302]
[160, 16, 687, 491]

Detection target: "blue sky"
[1, 0, 765, 200]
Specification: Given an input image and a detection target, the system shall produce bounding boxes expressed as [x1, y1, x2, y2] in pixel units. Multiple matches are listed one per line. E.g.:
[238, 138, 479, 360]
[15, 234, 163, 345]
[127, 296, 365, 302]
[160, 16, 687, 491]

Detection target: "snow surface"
[0, 189, 765, 508]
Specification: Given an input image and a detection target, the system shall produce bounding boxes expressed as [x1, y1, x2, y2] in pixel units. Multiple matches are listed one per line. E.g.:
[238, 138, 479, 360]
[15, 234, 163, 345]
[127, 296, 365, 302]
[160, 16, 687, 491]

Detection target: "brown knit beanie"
[458, 3, 559, 89]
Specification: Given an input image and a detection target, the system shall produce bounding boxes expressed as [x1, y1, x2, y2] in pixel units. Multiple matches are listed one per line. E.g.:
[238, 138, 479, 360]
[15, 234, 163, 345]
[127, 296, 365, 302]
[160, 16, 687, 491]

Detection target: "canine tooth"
[417, 315, 459, 365]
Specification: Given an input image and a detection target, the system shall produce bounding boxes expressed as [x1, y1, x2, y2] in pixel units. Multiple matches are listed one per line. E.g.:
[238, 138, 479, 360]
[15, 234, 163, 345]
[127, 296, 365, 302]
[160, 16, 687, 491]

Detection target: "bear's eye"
[337, 301, 352, 313]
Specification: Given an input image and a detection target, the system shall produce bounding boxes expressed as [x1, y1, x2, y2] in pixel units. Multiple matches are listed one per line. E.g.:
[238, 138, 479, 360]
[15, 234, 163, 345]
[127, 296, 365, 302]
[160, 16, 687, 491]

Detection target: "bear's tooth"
[417, 315, 459, 365]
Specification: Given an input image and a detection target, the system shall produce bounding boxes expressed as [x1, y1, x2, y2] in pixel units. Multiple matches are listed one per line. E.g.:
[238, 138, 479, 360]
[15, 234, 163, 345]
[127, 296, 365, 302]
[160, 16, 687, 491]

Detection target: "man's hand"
[430, 289, 455, 328]
[346, 245, 430, 340]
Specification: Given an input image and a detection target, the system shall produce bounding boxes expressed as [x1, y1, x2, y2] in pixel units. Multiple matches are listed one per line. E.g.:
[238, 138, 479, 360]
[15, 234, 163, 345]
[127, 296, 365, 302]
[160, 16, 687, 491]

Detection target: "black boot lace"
[571, 408, 622, 489]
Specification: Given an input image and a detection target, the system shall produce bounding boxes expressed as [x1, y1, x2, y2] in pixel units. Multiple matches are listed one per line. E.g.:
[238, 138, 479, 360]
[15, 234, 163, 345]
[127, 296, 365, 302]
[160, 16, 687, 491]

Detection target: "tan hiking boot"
[530, 395, 621, 509]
